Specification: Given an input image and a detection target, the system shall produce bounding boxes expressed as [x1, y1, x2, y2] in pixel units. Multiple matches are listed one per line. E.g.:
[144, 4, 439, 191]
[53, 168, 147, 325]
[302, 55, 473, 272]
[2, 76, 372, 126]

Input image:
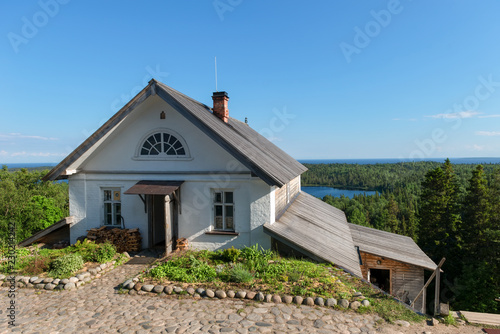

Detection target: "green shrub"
[48, 253, 84, 278]
[188, 256, 217, 281]
[229, 263, 254, 283]
[94, 242, 116, 263]
[67, 239, 98, 262]
[220, 247, 241, 263]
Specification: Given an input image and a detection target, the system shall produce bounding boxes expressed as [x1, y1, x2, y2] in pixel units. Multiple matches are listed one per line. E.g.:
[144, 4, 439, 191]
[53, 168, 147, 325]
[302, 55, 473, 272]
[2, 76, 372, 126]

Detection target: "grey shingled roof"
[44, 79, 306, 185]
[264, 192, 363, 277]
[349, 223, 437, 271]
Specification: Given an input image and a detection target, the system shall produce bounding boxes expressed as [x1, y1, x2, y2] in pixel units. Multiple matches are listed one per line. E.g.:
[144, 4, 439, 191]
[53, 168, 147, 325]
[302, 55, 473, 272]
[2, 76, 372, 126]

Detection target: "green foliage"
[94, 242, 116, 263]
[219, 246, 241, 262]
[148, 253, 217, 282]
[306, 159, 500, 314]
[48, 253, 84, 278]
[0, 167, 68, 243]
[228, 263, 254, 283]
[67, 239, 99, 262]
[372, 294, 426, 323]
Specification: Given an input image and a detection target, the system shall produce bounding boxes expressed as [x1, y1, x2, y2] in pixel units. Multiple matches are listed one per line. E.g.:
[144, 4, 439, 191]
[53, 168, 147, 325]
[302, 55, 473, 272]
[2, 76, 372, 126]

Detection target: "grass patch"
[144, 246, 428, 324]
[0, 239, 123, 278]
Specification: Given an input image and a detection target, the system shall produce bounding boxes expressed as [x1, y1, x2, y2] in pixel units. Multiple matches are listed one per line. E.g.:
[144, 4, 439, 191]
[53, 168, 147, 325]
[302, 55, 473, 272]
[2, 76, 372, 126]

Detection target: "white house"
[39, 79, 441, 308]
[43, 79, 371, 277]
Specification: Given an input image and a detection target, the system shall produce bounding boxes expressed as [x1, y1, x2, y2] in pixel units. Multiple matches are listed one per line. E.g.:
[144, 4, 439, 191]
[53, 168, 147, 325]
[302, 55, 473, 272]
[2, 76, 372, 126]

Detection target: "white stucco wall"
[67, 94, 275, 250]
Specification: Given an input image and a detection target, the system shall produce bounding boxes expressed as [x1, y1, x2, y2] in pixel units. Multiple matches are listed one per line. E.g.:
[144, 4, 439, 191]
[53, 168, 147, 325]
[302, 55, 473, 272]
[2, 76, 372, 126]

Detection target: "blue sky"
[1, 0, 500, 163]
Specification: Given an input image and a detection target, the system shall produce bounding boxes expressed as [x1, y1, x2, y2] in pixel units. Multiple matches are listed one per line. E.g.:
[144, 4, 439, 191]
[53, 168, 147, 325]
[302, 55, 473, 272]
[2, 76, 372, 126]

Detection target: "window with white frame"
[103, 189, 121, 226]
[213, 191, 234, 231]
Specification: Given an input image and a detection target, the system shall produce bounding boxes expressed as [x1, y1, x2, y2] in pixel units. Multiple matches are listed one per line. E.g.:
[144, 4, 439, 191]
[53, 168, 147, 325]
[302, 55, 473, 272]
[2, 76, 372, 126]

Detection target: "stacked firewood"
[86, 227, 142, 253]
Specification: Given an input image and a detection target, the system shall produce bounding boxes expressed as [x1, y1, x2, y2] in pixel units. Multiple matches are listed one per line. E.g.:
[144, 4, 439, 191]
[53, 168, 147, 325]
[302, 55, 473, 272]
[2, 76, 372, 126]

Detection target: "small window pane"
[104, 190, 112, 201]
[214, 192, 222, 203]
[114, 203, 121, 225]
[173, 141, 182, 149]
[225, 192, 233, 203]
[177, 148, 186, 155]
[154, 133, 162, 143]
[215, 205, 223, 216]
[168, 135, 177, 145]
[166, 147, 176, 155]
[163, 133, 170, 143]
[215, 216, 223, 230]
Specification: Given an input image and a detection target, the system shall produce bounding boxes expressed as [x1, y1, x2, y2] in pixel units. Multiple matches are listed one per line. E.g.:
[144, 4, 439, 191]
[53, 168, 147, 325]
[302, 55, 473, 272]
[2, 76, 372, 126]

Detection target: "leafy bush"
[220, 247, 241, 263]
[228, 263, 254, 283]
[48, 253, 84, 278]
[67, 239, 98, 262]
[94, 242, 116, 263]
[188, 256, 217, 281]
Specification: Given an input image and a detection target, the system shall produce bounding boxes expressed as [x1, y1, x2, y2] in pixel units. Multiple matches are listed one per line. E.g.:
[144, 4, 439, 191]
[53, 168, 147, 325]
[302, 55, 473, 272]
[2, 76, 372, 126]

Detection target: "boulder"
[153, 285, 164, 294]
[326, 298, 337, 307]
[215, 290, 227, 299]
[339, 299, 350, 308]
[141, 284, 155, 292]
[64, 282, 75, 290]
[314, 297, 324, 306]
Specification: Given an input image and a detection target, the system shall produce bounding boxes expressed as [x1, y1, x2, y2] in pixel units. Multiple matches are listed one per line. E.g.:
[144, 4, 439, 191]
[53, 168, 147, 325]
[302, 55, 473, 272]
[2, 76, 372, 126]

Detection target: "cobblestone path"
[0, 263, 386, 333]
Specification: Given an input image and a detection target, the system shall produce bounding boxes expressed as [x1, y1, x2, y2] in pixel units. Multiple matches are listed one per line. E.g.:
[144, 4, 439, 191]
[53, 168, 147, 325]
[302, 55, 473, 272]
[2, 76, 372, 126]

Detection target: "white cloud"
[10, 151, 65, 157]
[476, 131, 500, 136]
[426, 111, 480, 119]
[0, 133, 58, 141]
[465, 144, 485, 151]
[478, 114, 500, 118]
[0, 150, 7, 156]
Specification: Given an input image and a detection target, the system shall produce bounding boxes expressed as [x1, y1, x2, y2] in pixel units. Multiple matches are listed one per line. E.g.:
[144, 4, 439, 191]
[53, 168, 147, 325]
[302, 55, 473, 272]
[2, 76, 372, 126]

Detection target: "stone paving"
[0, 262, 386, 333]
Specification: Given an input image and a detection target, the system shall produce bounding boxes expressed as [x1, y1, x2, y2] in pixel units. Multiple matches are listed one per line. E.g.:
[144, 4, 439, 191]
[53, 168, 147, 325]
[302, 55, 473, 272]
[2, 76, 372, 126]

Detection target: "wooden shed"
[349, 223, 437, 311]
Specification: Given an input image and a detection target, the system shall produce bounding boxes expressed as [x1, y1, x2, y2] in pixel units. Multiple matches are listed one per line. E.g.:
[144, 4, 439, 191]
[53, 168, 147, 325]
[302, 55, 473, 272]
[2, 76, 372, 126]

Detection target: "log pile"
[86, 227, 142, 253]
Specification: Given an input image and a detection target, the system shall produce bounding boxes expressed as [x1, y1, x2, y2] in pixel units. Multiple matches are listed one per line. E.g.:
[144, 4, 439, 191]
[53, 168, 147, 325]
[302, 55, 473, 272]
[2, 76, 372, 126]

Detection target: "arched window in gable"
[135, 129, 191, 160]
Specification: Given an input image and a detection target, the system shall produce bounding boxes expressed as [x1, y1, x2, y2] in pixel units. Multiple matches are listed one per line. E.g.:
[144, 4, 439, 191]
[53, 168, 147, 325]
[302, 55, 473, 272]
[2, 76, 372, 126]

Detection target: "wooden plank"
[265, 192, 362, 277]
[460, 311, 500, 326]
[18, 217, 73, 247]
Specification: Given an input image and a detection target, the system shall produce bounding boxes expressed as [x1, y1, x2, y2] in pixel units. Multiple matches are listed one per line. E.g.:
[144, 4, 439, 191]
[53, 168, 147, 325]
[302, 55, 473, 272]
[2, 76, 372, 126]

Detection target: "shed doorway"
[369, 268, 391, 293]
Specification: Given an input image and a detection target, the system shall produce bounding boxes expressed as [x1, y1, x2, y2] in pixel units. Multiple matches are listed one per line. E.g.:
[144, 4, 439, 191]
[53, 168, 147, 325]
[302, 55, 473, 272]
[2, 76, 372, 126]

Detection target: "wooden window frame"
[212, 190, 235, 232]
[103, 188, 122, 227]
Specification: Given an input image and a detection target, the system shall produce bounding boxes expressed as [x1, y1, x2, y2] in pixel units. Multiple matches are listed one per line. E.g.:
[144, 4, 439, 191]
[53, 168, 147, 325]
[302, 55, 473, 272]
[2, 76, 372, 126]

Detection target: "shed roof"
[349, 223, 437, 271]
[43, 79, 306, 186]
[18, 217, 73, 247]
[264, 192, 363, 277]
[124, 180, 183, 195]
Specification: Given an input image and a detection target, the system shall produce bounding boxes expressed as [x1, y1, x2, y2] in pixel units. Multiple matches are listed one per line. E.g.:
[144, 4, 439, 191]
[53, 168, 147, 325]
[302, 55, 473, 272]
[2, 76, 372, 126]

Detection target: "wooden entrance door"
[148, 194, 178, 254]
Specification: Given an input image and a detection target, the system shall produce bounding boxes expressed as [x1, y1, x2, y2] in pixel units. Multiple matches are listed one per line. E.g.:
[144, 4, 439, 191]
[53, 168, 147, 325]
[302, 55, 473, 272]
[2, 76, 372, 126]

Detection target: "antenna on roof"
[214, 56, 218, 92]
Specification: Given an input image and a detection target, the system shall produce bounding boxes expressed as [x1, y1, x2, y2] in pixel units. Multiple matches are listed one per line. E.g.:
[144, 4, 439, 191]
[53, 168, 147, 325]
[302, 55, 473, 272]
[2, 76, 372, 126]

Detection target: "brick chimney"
[212, 91, 229, 123]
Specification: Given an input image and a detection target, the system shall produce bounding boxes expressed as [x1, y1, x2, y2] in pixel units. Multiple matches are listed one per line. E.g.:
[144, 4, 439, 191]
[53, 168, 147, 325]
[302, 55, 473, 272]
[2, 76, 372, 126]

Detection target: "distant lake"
[302, 186, 376, 199]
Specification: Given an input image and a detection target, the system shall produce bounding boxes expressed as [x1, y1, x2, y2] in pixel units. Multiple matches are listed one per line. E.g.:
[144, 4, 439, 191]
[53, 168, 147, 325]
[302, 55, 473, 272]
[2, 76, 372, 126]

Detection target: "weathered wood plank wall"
[360, 251, 425, 311]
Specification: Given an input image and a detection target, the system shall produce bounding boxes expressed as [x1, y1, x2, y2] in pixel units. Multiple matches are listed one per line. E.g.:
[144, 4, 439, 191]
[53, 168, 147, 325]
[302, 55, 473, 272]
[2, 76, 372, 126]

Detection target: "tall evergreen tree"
[455, 165, 500, 313]
[418, 159, 462, 264]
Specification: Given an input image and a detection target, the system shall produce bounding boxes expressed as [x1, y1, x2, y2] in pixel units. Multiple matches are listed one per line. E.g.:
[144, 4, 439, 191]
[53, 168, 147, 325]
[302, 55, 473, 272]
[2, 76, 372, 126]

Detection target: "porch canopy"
[124, 180, 184, 195]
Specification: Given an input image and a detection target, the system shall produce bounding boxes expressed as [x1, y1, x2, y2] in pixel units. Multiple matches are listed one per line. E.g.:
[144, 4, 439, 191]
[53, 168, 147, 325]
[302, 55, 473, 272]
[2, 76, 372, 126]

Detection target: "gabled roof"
[43, 79, 307, 186]
[264, 192, 363, 277]
[349, 223, 437, 271]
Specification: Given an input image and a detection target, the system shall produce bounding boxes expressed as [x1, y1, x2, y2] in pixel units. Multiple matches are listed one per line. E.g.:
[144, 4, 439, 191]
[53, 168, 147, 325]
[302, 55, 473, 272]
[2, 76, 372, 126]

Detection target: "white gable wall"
[67, 95, 274, 250]
[79, 95, 249, 173]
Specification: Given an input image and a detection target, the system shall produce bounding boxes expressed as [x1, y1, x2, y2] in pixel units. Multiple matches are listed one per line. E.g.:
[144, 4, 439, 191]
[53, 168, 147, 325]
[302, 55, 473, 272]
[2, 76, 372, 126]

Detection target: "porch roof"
[124, 180, 184, 195]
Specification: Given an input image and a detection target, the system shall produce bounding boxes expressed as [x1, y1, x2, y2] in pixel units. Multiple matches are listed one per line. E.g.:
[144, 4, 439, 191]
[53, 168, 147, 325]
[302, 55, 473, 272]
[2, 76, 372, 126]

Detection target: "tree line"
[303, 160, 500, 313]
[0, 166, 68, 246]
